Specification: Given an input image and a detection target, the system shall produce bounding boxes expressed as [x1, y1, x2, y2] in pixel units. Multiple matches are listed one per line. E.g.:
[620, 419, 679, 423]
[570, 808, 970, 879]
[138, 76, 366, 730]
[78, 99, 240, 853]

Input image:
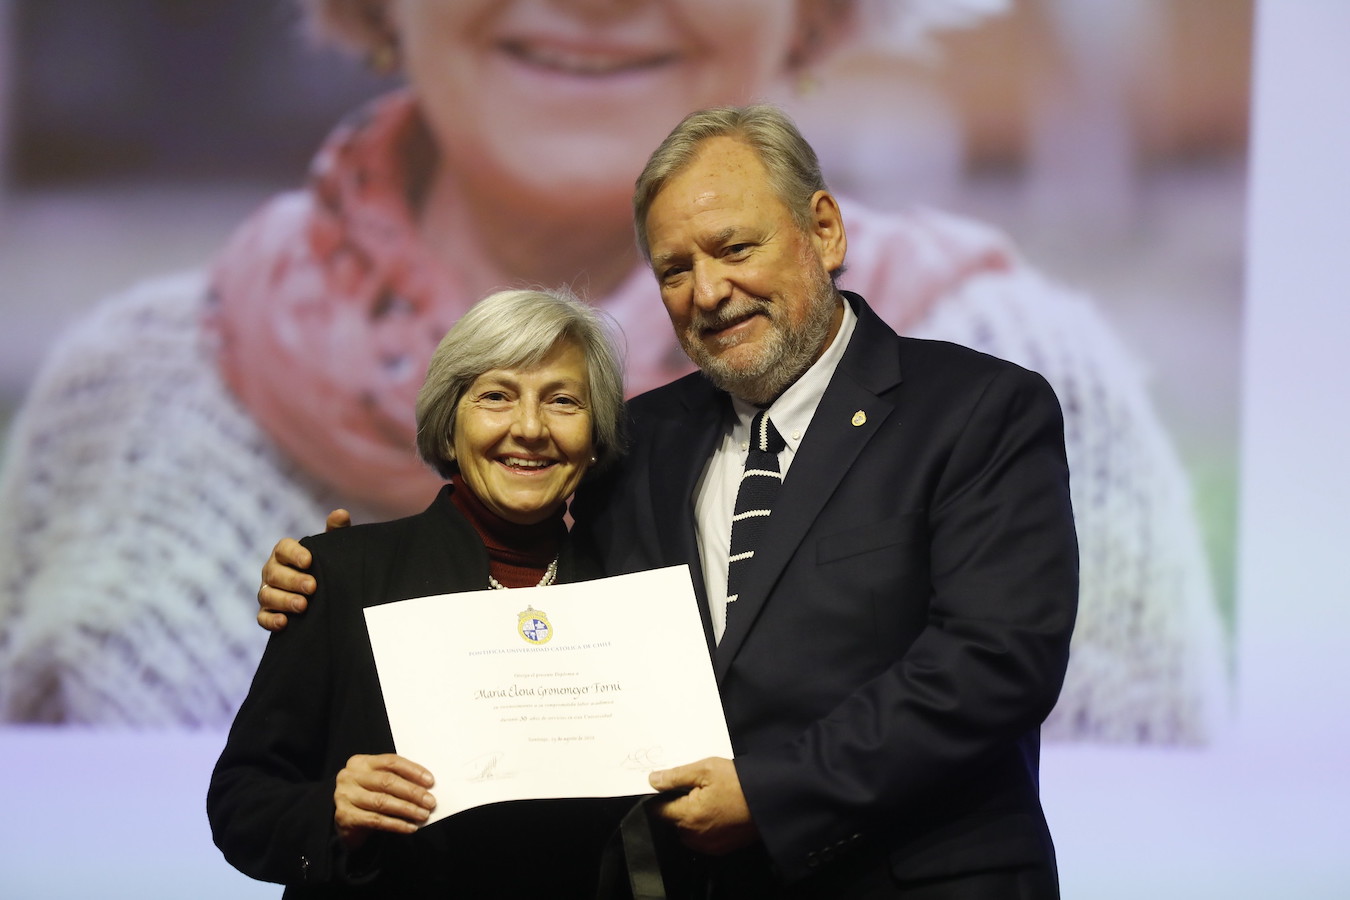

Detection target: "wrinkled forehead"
[649, 140, 777, 216]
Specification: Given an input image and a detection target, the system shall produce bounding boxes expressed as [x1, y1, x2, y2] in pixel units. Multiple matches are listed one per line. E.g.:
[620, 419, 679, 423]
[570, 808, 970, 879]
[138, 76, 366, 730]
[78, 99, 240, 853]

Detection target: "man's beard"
[678, 276, 839, 406]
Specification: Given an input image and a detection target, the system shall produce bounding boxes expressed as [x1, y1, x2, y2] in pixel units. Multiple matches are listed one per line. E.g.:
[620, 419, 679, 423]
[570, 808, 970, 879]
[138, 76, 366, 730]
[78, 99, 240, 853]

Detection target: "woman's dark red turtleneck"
[447, 474, 564, 588]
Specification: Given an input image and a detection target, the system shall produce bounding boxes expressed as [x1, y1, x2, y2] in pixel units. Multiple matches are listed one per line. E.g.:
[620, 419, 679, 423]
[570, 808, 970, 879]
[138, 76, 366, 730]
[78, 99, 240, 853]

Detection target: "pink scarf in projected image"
[206, 91, 1013, 517]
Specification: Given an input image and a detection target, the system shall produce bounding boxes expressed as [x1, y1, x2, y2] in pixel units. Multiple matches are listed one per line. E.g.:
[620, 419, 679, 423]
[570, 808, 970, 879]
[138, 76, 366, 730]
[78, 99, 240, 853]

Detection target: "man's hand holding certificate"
[365, 565, 731, 825]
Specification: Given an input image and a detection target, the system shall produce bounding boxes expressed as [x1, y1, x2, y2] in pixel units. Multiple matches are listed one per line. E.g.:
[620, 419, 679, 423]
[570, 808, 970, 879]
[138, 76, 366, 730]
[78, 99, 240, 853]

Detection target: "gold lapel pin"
[851, 410, 866, 427]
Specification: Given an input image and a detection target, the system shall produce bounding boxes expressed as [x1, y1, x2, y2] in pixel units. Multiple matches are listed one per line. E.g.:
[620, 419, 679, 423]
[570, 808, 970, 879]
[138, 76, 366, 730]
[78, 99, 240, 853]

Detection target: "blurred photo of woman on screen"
[0, 0, 1226, 743]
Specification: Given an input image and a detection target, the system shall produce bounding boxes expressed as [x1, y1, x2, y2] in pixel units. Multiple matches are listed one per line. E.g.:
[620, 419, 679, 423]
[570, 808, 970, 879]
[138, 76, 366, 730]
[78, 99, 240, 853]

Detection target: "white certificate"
[364, 565, 732, 825]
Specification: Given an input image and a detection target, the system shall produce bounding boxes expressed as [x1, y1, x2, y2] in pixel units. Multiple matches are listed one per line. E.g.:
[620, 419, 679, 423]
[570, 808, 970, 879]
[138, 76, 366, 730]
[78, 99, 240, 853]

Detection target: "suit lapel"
[395, 487, 490, 596]
[646, 377, 728, 647]
[714, 295, 904, 679]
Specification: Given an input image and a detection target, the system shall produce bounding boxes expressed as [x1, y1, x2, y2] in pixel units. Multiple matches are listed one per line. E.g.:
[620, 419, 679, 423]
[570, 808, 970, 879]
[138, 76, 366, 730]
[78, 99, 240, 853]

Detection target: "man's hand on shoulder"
[649, 757, 758, 856]
[256, 508, 350, 632]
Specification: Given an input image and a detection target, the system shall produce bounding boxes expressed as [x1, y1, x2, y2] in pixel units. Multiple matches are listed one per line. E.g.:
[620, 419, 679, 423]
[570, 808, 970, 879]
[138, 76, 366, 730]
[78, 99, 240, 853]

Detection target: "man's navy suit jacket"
[572, 292, 1079, 893]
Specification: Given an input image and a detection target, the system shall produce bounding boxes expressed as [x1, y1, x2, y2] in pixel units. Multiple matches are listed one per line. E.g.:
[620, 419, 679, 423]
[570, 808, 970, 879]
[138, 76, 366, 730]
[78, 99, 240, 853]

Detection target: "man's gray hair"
[632, 105, 830, 265]
[415, 288, 626, 479]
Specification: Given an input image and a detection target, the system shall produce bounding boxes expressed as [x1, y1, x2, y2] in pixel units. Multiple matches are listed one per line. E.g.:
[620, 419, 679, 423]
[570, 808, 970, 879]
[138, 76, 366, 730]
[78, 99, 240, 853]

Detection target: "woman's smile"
[497, 455, 559, 471]
[496, 36, 681, 79]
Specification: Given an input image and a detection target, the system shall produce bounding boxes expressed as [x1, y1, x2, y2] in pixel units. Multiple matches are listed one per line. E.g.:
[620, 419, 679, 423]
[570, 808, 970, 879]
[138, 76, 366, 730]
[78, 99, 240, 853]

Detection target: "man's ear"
[809, 190, 847, 273]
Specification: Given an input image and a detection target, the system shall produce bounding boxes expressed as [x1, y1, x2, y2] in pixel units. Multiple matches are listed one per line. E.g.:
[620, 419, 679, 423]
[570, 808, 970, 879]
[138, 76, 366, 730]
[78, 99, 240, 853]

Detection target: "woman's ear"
[786, 0, 862, 72]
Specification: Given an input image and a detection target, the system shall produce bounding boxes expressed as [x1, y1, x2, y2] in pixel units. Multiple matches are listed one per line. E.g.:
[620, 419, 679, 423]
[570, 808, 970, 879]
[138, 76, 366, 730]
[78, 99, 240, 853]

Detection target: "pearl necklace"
[488, 557, 559, 590]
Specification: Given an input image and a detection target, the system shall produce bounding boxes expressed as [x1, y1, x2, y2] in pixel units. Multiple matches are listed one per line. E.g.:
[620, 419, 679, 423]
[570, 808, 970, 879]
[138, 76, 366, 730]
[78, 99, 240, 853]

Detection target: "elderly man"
[263, 105, 1078, 898]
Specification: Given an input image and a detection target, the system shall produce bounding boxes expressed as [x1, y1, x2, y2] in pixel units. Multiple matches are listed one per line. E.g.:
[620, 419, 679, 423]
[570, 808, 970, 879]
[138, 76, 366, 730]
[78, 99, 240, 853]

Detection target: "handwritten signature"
[464, 751, 512, 782]
[620, 746, 665, 770]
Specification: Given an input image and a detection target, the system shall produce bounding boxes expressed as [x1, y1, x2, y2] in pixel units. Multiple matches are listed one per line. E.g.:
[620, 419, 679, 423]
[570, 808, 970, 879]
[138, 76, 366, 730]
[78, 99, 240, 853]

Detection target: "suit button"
[806, 851, 820, 869]
[820, 846, 837, 863]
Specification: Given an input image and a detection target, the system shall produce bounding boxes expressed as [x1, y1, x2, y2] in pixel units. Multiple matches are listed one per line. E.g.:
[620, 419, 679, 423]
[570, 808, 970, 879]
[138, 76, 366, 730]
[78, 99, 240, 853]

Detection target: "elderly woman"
[0, 0, 1223, 743]
[207, 287, 631, 896]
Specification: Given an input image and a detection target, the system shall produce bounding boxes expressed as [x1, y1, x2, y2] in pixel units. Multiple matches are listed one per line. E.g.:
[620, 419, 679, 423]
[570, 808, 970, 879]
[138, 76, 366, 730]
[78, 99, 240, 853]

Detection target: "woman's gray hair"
[633, 105, 831, 267]
[415, 288, 627, 479]
[296, 0, 395, 54]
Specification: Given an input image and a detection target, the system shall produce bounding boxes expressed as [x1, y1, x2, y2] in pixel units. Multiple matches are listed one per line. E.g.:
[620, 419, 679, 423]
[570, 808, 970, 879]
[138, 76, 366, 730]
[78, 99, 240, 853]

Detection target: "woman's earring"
[795, 68, 821, 97]
[368, 41, 399, 77]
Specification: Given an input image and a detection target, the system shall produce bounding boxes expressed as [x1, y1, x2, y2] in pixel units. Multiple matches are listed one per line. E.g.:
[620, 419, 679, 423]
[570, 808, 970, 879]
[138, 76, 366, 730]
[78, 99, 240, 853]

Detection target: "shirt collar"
[729, 295, 859, 451]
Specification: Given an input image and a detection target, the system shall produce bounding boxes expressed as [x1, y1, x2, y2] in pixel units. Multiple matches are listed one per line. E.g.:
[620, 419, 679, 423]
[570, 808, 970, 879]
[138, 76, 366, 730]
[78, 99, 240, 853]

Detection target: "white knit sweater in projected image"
[0, 194, 1226, 743]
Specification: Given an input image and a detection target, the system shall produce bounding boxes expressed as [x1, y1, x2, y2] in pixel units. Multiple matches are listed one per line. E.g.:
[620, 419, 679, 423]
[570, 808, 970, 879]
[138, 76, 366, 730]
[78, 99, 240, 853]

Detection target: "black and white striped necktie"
[726, 409, 785, 627]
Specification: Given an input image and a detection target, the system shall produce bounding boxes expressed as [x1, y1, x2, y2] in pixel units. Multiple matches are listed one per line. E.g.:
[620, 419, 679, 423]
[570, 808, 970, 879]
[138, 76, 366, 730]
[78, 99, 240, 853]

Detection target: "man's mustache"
[689, 300, 771, 334]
